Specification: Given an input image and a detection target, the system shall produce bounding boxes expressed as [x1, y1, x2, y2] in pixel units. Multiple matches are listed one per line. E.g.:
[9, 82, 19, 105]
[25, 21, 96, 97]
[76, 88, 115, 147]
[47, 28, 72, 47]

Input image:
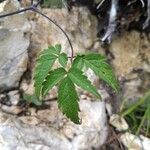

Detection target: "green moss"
[42, 0, 67, 8]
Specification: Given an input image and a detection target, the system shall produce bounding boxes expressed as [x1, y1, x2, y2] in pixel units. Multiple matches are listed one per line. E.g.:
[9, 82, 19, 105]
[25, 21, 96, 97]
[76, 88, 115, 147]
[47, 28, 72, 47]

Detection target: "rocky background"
[0, 0, 149, 149]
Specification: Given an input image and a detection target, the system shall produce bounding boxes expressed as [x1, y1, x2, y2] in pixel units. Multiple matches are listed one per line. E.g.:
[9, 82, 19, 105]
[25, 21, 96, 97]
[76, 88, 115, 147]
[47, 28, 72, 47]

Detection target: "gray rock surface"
[0, 100, 108, 150]
[0, 0, 30, 91]
[120, 132, 150, 150]
[8, 90, 20, 105]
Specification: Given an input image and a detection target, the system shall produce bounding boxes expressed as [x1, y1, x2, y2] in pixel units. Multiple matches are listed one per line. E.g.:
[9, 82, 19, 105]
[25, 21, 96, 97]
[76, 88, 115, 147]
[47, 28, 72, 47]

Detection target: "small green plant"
[33, 44, 119, 124]
[121, 90, 150, 137]
[0, 0, 119, 124]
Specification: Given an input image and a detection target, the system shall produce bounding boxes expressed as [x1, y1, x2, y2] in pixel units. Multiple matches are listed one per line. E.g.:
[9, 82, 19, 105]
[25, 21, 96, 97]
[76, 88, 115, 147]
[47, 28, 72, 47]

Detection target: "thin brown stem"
[0, 7, 31, 18]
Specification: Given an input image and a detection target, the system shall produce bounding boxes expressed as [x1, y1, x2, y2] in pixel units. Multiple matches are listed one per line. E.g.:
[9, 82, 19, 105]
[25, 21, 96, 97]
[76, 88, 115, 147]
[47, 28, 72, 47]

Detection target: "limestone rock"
[0, 100, 108, 150]
[67, 100, 108, 149]
[110, 32, 150, 77]
[110, 31, 142, 77]
[109, 114, 129, 131]
[1, 105, 23, 115]
[110, 31, 150, 102]
[8, 90, 20, 105]
[0, 0, 30, 91]
[120, 132, 150, 150]
[18, 116, 40, 125]
[0, 113, 71, 150]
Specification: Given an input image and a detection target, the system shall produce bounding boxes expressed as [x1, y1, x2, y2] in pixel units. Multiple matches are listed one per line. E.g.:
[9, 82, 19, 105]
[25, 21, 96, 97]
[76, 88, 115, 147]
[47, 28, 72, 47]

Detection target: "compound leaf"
[58, 53, 68, 67]
[58, 76, 80, 124]
[33, 44, 119, 124]
[42, 68, 67, 96]
[68, 67, 101, 98]
[34, 49, 57, 98]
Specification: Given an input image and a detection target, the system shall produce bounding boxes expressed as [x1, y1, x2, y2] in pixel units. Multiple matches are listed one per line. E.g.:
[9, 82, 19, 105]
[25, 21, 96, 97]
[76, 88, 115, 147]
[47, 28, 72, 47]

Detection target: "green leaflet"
[83, 54, 119, 92]
[58, 76, 80, 124]
[68, 67, 101, 98]
[58, 53, 68, 68]
[34, 45, 64, 98]
[72, 55, 84, 70]
[41, 45, 60, 56]
[34, 51, 57, 98]
[84, 53, 106, 62]
[42, 68, 67, 96]
[55, 44, 61, 54]
[72, 54, 119, 92]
